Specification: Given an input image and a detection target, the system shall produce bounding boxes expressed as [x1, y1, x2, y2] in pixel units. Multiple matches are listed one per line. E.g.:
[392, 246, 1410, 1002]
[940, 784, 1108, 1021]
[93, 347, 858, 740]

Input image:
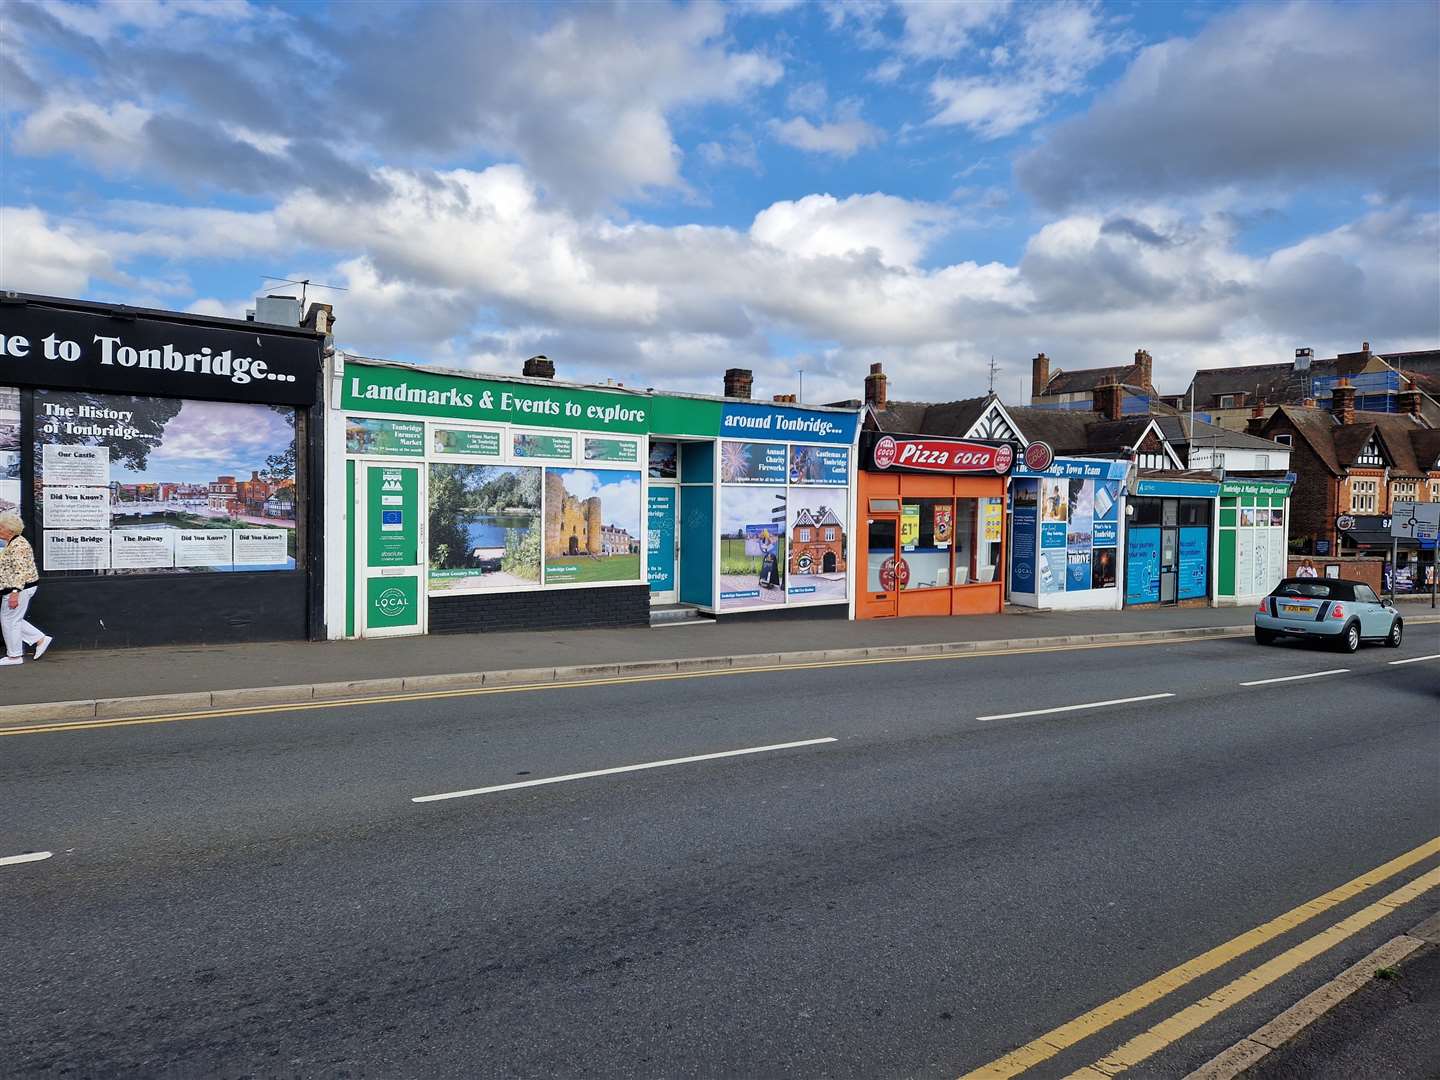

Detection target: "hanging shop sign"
[862, 432, 1015, 475]
[1, 304, 317, 405]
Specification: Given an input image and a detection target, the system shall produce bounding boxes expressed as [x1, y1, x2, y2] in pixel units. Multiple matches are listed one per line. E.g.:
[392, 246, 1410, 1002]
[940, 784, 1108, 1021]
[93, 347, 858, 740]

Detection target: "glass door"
[1159, 498, 1179, 604]
[863, 512, 901, 617]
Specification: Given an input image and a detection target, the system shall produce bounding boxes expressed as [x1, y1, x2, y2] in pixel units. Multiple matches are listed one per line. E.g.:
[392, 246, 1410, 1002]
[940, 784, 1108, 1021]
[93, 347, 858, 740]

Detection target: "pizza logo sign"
[872, 437, 1014, 474]
[1024, 441, 1055, 472]
[879, 556, 910, 591]
[873, 435, 898, 469]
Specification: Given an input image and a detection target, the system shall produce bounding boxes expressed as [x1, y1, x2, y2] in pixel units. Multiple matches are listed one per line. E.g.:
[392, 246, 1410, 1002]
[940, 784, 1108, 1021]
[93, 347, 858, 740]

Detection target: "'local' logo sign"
[375, 587, 410, 619]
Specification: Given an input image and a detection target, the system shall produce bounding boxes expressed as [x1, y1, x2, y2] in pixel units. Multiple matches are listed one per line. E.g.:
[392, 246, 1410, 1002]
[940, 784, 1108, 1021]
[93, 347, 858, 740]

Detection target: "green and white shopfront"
[1214, 478, 1293, 606]
[326, 355, 860, 637]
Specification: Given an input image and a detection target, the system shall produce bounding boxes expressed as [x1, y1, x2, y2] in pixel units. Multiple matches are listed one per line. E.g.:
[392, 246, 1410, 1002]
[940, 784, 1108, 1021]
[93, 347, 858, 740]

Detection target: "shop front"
[1123, 476, 1220, 607]
[1216, 478, 1292, 605]
[1333, 513, 1437, 595]
[1009, 455, 1129, 611]
[856, 432, 1014, 618]
[330, 356, 860, 636]
[0, 294, 326, 646]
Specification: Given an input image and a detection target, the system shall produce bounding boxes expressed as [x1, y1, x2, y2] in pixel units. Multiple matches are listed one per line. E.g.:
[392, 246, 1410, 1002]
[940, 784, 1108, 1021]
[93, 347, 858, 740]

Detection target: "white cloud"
[750, 191, 951, 268]
[0, 207, 115, 296]
[769, 114, 885, 158]
[896, 0, 1010, 59]
[16, 100, 152, 172]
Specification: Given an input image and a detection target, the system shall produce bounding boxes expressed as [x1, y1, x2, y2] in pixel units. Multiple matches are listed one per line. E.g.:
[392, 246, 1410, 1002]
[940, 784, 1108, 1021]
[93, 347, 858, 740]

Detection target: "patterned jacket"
[0, 534, 40, 594]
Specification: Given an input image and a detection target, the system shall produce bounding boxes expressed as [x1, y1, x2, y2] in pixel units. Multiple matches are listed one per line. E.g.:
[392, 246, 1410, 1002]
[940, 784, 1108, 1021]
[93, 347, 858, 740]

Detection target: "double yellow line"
[960, 836, 1440, 1079]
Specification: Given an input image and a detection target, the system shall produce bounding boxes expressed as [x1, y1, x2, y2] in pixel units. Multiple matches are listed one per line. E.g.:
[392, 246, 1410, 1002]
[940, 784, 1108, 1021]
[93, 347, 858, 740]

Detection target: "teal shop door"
[648, 487, 678, 604]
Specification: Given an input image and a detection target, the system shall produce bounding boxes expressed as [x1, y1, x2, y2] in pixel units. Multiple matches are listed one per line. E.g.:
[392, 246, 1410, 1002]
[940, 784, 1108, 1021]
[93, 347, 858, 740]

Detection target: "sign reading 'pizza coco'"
[864, 432, 1015, 475]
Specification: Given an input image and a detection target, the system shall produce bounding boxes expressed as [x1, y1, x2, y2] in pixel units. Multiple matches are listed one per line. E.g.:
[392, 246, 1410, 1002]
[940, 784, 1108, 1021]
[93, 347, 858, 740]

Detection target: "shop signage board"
[1, 303, 318, 405]
[1014, 456, 1131, 481]
[368, 576, 419, 630]
[719, 402, 856, 445]
[1220, 479, 1292, 498]
[1134, 478, 1220, 497]
[346, 416, 425, 456]
[863, 432, 1014, 475]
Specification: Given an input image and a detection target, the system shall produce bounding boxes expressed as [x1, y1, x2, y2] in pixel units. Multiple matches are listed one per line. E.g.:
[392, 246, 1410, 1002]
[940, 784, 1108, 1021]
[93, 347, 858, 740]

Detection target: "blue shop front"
[1122, 475, 1221, 607]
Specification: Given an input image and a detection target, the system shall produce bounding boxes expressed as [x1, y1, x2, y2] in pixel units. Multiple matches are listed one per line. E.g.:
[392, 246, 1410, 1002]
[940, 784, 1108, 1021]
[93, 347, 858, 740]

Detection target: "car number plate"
[1281, 604, 1312, 614]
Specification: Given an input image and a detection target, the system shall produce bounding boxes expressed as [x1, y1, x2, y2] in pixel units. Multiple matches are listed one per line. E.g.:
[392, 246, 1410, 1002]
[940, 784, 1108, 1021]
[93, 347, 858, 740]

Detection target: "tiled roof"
[869, 396, 993, 437]
[1264, 406, 1432, 476]
[1043, 364, 1145, 395]
[1410, 428, 1440, 470]
[1264, 406, 1344, 474]
[1154, 415, 1287, 451]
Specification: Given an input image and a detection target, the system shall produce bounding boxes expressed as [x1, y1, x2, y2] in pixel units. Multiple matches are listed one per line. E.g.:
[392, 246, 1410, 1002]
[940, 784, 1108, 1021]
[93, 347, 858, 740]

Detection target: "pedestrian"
[1295, 558, 1318, 578]
[0, 512, 52, 666]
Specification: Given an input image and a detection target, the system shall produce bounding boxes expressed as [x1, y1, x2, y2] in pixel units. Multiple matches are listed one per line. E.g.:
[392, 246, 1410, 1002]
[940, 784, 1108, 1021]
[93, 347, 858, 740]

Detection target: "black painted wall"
[31, 572, 308, 648]
[430, 585, 650, 634]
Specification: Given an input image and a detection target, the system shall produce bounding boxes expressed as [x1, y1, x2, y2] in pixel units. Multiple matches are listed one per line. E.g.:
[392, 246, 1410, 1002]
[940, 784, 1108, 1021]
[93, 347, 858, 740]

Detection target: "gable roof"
[867, 395, 994, 438]
[1262, 406, 1344, 474]
[1154, 414, 1288, 451]
[1042, 364, 1149, 395]
[1409, 428, 1440, 471]
[1263, 406, 1429, 476]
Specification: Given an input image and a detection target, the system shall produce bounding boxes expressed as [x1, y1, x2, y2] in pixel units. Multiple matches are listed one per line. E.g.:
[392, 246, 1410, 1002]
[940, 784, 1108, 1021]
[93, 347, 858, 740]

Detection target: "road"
[2, 630, 1437, 1078]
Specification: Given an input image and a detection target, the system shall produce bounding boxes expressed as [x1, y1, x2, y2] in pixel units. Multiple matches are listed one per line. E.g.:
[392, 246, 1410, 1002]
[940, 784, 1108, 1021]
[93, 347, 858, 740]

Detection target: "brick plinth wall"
[429, 585, 650, 634]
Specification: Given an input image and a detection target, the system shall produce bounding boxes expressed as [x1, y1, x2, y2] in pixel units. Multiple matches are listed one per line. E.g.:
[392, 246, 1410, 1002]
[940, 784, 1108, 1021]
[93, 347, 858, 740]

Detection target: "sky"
[2, 0, 1437, 408]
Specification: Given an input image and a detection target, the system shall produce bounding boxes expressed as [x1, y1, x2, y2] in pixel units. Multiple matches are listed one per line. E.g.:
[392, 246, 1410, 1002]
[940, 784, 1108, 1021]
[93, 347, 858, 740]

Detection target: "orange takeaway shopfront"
[857, 432, 1015, 619]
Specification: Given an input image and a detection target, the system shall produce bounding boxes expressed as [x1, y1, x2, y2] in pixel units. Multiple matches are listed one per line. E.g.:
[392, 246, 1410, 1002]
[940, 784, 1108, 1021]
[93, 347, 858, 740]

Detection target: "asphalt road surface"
[3, 630, 1438, 1078]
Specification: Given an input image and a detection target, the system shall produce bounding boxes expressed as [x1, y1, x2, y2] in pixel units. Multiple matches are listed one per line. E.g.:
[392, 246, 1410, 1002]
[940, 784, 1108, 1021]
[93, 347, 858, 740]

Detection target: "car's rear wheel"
[1385, 618, 1403, 648]
[1335, 621, 1361, 653]
[1255, 628, 1277, 645]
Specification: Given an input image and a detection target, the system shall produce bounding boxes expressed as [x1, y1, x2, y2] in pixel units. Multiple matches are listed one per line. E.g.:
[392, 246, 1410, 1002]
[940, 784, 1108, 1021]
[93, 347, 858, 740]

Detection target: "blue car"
[1255, 577, 1403, 652]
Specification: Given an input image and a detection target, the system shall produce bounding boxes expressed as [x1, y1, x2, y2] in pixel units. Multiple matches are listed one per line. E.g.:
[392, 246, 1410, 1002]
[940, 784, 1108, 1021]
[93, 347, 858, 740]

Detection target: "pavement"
[5, 598, 1438, 712]
[2, 634, 1437, 1077]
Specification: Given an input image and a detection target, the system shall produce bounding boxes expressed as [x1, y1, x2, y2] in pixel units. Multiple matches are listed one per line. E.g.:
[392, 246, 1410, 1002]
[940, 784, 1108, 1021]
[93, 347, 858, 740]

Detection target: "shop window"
[1130, 498, 1163, 526]
[866, 517, 897, 591]
[970, 496, 1003, 584]
[1178, 500, 1211, 526]
[32, 389, 299, 575]
[868, 498, 900, 513]
[429, 464, 542, 591]
[901, 498, 953, 589]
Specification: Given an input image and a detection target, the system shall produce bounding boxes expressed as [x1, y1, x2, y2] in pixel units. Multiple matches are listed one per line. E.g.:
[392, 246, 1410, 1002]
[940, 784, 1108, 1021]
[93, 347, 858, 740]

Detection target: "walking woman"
[0, 512, 52, 666]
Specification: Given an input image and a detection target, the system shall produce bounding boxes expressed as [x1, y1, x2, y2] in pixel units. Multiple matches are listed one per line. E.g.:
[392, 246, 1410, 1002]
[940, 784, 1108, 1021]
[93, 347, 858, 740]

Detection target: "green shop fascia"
[1215, 478, 1292, 605]
[326, 354, 861, 638]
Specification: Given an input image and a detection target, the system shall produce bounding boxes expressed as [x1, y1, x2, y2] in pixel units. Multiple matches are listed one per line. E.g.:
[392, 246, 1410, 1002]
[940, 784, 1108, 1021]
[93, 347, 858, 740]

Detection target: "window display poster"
[1091, 547, 1117, 589]
[1126, 527, 1161, 604]
[111, 528, 176, 569]
[1039, 550, 1066, 594]
[175, 530, 234, 568]
[43, 530, 110, 570]
[787, 488, 847, 601]
[648, 441, 678, 479]
[0, 386, 18, 514]
[41, 486, 110, 529]
[543, 468, 642, 583]
[647, 487, 676, 592]
[720, 441, 787, 484]
[900, 502, 920, 549]
[513, 432, 573, 460]
[583, 437, 639, 464]
[429, 464, 541, 590]
[789, 445, 848, 485]
[346, 416, 425, 456]
[1010, 483, 1038, 593]
[984, 499, 1003, 542]
[432, 427, 502, 458]
[33, 390, 298, 573]
[719, 486, 786, 609]
[1178, 526, 1208, 600]
[1093, 480, 1120, 546]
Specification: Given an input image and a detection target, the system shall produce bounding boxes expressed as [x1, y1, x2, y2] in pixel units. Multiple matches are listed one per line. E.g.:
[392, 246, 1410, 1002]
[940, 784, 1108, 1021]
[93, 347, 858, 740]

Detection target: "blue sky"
[2, 0, 1436, 406]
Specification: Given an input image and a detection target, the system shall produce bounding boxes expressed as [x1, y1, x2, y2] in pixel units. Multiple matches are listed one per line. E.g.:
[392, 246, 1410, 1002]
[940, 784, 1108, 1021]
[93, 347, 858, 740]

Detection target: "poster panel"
[1126, 527, 1161, 604]
[646, 487, 676, 592]
[648, 441, 678, 479]
[1039, 550, 1066, 594]
[543, 468, 642, 583]
[111, 528, 176, 570]
[33, 390, 298, 574]
[428, 464, 541, 590]
[719, 486, 786, 609]
[1066, 480, 1094, 590]
[1009, 482, 1038, 593]
[720, 441, 787, 484]
[432, 427, 502, 458]
[787, 487, 847, 602]
[346, 416, 424, 456]
[43, 530, 110, 570]
[1178, 526, 1209, 599]
[1091, 548, 1117, 589]
[789, 445, 849, 485]
[175, 530, 234, 568]
[583, 437, 639, 464]
[0, 387, 18, 513]
[1093, 480, 1120, 547]
[366, 465, 418, 568]
[513, 432, 573, 461]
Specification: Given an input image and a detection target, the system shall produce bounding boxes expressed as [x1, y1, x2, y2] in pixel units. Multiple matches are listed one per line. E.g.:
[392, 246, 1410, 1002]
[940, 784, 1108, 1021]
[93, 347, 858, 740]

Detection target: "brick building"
[1255, 378, 1440, 554]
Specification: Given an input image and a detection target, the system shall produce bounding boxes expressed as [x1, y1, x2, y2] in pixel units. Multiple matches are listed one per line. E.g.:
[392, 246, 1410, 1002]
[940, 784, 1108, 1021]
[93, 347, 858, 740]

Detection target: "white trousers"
[2, 586, 44, 658]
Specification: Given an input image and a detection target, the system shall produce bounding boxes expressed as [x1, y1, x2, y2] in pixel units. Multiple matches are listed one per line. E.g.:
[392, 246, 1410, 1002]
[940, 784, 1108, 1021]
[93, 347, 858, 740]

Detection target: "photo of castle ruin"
[543, 468, 642, 583]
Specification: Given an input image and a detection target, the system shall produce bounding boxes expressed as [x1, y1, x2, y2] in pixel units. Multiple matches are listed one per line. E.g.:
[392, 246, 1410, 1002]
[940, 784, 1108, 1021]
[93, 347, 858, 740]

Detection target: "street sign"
[1390, 500, 1440, 541]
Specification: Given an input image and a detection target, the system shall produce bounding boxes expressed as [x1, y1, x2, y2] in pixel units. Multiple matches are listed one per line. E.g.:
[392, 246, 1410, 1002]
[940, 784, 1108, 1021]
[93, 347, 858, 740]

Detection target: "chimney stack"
[1294, 347, 1313, 372]
[1031, 353, 1051, 400]
[1092, 383, 1123, 421]
[864, 362, 888, 411]
[1361, 341, 1371, 360]
[302, 302, 334, 336]
[1397, 378, 1423, 417]
[1246, 405, 1267, 436]
[724, 367, 753, 399]
[772, 393, 797, 404]
[522, 355, 555, 379]
[1133, 348, 1153, 390]
[1331, 378, 1356, 425]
